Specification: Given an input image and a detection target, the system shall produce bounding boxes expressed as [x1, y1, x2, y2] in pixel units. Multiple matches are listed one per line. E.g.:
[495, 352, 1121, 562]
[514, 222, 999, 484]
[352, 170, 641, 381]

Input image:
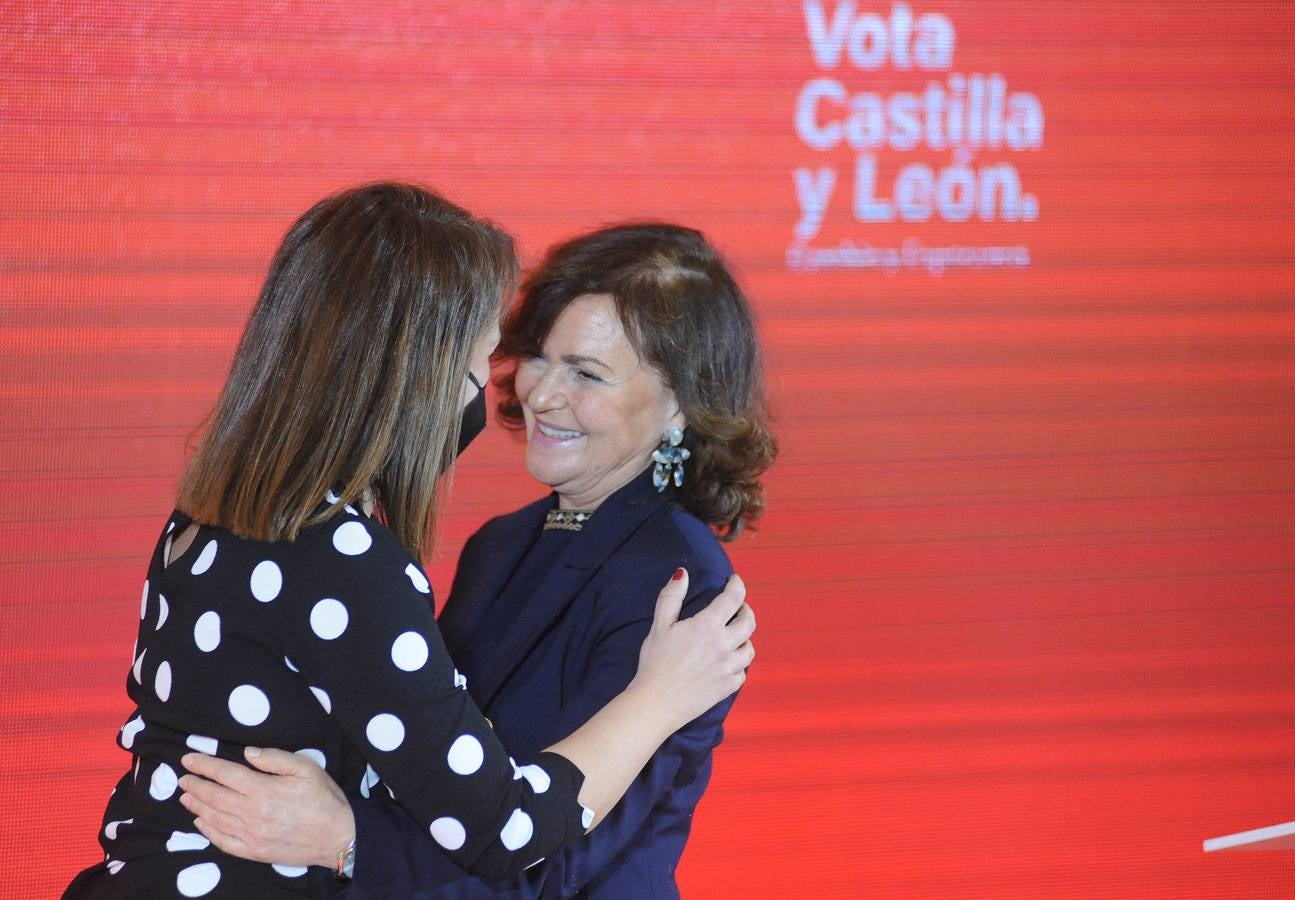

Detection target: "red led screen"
[3, 2, 1294, 897]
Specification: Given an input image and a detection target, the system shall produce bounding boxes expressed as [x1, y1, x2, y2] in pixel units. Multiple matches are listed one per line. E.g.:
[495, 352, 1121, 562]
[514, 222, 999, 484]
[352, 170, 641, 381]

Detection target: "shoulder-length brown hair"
[496, 223, 776, 540]
[178, 182, 514, 558]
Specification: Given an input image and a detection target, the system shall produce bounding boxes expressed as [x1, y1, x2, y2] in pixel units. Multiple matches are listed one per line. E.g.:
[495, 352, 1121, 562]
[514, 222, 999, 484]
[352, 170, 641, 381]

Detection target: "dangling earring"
[652, 427, 690, 492]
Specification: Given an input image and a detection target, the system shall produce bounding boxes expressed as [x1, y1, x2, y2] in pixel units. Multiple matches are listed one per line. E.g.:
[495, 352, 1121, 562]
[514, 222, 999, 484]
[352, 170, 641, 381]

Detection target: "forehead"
[544, 294, 633, 354]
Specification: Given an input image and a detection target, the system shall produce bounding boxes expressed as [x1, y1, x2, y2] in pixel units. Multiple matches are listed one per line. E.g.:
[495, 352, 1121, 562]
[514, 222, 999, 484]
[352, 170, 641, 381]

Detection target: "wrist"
[621, 677, 679, 741]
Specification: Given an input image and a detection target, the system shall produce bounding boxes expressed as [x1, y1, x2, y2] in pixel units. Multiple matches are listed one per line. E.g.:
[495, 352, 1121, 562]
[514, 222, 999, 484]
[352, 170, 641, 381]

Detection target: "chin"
[524, 455, 574, 492]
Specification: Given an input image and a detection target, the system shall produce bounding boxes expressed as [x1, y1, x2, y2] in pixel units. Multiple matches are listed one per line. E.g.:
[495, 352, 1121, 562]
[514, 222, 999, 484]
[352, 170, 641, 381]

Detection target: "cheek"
[514, 370, 538, 413]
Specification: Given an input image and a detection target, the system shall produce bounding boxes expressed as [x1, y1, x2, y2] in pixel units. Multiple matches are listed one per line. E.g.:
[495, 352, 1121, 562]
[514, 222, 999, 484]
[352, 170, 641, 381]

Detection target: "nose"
[525, 364, 567, 414]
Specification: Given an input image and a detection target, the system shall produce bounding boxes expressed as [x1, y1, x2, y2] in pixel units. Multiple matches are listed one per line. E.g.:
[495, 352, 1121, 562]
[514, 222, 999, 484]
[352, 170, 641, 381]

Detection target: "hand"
[178, 746, 355, 870]
[632, 569, 756, 730]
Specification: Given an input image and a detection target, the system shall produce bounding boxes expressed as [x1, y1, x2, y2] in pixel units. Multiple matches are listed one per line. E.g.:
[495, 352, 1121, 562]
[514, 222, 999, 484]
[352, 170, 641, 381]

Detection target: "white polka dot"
[155, 595, 169, 631]
[120, 716, 144, 750]
[325, 489, 341, 504]
[228, 684, 270, 726]
[500, 809, 534, 851]
[131, 648, 146, 684]
[167, 520, 176, 533]
[429, 817, 466, 851]
[524, 856, 546, 871]
[345, 504, 358, 515]
[283, 655, 299, 673]
[166, 831, 210, 852]
[366, 713, 405, 751]
[391, 632, 429, 671]
[310, 598, 348, 640]
[332, 521, 371, 556]
[309, 686, 331, 713]
[149, 762, 178, 801]
[104, 818, 132, 840]
[405, 563, 430, 593]
[517, 764, 551, 794]
[155, 660, 172, 702]
[190, 539, 217, 575]
[359, 763, 380, 799]
[454, 669, 468, 690]
[510, 757, 522, 779]
[140, 580, 149, 619]
[193, 611, 220, 652]
[186, 734, 217, 755]
[176, 861, 221, 896]
[106, 859, 124, 875]
[446, 734, 484, 775]
[249, 560, 282, 602]
[295, 747, 327, 769]
[272, 864, 307, 878]
[132, 757, 140, 783]
[581, 805, 595, 829]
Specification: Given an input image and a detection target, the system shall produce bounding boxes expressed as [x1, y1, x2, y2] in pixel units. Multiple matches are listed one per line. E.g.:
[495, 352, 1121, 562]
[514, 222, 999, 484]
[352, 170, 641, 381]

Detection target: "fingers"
[244, 746, 318, 777]
[181, 752, 258, 793]
[736, 639, 755, 671]
[177, 772, 246, 822]
[724, 602, 756, 649]
[179, 786, 244, 837]
[191, 811, 261, 862]
[652, 567, 688, 630]
[697, 573, 746, 627]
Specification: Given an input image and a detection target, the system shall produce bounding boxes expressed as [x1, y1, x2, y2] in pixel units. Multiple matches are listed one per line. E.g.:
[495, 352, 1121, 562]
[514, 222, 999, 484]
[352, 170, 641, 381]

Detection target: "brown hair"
[496, 224, 776, 540]
[178, 182, 514, 558]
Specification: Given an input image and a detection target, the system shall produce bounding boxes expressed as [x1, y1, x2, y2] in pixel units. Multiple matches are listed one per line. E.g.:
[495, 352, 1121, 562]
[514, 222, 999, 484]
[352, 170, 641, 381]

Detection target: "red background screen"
[3, 2, 1294, 896]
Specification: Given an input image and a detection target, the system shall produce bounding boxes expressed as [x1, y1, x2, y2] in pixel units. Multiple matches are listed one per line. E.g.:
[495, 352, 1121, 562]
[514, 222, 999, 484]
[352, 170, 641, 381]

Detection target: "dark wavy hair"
[178, 182, 515, 558]
[496, 223, 776, 540]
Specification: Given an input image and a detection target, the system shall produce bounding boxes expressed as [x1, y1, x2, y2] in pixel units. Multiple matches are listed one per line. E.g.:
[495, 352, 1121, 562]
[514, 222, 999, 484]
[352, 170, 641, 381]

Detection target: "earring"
[652, 427, 690, 492]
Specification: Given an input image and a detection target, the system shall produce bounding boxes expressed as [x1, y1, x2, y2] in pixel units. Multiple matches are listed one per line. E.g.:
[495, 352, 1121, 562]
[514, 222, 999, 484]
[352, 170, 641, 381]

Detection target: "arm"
[529, 576, 736, 898]
[182, 570, 741, 898]
[178, 521, 752, 881]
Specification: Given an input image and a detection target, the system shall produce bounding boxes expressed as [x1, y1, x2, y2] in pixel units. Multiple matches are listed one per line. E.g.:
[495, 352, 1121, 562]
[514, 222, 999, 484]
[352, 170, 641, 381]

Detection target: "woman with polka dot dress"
[63, 183, 755, 899]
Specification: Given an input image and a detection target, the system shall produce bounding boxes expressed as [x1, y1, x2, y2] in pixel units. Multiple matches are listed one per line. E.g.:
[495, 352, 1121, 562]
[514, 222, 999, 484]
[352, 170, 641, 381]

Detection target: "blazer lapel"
[438, 497, 553, 677]
[470, 471, 670, 709]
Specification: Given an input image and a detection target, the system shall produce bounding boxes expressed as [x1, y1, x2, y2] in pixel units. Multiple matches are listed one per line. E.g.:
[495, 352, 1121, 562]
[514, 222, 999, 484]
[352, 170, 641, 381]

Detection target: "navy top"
[343, 470, 738, 899]
[65, 499, 588, 899]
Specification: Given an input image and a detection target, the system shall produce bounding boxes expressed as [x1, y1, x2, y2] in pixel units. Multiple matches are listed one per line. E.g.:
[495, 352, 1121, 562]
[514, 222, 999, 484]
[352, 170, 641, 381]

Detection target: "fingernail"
[672, 568, 684, 581]
[246, 746, 261, 758]
[180, 754, 194, 769]
[178, 793, 191, 808]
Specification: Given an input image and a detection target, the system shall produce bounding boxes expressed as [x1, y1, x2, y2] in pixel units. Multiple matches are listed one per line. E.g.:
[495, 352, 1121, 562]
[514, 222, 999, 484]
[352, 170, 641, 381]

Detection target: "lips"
[535, 420, 584, 441]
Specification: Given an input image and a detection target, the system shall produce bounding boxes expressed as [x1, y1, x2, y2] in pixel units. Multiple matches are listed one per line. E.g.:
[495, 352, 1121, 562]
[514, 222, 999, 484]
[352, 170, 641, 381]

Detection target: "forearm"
[543, 679, 676, 829]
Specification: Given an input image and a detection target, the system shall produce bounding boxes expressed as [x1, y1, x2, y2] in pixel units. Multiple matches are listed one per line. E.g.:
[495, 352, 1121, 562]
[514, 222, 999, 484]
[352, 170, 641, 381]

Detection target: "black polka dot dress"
[65, 500, 590, 898]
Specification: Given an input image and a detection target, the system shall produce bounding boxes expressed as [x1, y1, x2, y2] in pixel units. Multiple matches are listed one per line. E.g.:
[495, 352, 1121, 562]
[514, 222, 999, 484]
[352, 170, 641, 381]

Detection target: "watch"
[335, 837, 356, 881]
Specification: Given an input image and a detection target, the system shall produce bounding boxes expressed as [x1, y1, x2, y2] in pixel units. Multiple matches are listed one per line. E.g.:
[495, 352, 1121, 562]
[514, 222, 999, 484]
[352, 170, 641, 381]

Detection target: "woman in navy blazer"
[177, 223, 776, 898]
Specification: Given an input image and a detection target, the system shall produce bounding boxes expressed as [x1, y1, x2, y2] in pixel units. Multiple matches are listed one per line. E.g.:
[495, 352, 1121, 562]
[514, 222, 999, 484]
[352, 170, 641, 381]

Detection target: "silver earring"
[652, 427, 690, 492]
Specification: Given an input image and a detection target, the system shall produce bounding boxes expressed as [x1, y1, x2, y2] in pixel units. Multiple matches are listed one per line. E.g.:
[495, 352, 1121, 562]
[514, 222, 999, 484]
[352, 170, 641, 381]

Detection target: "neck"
[556, 465, 650, 512]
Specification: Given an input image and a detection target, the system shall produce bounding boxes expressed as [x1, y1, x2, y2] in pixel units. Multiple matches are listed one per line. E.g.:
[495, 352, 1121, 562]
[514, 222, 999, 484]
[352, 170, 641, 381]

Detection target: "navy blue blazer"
[341, 471, 736, 899]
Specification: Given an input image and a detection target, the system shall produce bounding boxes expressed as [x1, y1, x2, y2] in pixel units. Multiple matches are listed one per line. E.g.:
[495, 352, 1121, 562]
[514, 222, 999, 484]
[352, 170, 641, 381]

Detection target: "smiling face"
[514, 294, 684, 511]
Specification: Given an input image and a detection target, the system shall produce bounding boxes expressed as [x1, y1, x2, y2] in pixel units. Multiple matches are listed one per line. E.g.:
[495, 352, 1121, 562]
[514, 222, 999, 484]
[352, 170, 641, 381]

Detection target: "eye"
[574, 367, 604, 383]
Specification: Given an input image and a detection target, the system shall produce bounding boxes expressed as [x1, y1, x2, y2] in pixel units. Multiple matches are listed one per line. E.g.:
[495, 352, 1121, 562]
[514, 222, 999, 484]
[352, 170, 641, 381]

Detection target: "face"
[462, 319, 500, 409]
[515, 294, 684, 511]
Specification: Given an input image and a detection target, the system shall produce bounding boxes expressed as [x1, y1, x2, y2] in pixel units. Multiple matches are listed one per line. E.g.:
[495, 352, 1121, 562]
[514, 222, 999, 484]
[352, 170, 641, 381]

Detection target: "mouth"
[534, 420, 584, 442]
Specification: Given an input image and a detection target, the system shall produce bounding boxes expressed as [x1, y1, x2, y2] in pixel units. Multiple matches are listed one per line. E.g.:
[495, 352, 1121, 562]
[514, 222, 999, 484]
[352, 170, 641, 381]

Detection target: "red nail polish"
[672, 568, 684, 581]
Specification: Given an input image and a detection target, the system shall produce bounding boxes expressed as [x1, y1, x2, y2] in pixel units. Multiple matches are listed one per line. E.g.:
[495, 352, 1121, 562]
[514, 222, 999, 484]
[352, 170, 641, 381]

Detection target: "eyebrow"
[561, 353, 613, 372]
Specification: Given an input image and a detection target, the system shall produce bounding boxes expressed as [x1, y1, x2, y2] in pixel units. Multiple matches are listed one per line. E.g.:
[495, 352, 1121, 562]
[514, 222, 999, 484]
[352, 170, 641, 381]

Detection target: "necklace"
[544, 509, 594, 532]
